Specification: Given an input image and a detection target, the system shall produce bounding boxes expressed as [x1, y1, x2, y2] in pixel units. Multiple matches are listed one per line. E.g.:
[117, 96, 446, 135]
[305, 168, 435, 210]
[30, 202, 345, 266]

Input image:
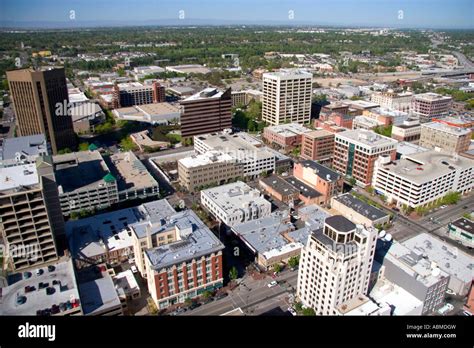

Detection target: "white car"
[288, 307, 297, 316]
[462, 310, 472, 316]
[437, 303, 454, 315]
[131, 265, 138, 274]
[446, 289, 455, 295]
[267, 281, 278, 288]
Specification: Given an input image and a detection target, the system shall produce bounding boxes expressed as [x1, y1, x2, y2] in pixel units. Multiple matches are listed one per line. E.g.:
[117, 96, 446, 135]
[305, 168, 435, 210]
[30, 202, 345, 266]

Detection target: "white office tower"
[297, 215, 377, 315]
[262, 69, 312, 125]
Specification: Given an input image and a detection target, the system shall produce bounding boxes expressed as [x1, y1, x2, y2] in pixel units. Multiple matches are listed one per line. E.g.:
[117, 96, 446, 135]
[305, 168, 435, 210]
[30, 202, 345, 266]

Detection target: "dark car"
[51, 305, 60, 315]
[45, 287, 56, 295]
[47, 265, 56, 272]
[189, 302, 201, 310]
[16, 296, 27, 305]
[59, 302, 67, 312]
[215, 293, 228, 300]
[23, 271, 32, 279]
[24, 285, 36, 293]
[38, 282, 49, 289]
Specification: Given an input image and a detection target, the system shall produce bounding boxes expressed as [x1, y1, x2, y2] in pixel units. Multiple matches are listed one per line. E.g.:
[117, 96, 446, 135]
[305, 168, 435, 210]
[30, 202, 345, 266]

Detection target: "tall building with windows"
[297, 216, 377, 315]
[6, 68, 77, 154]
[419, 121, 472, 154]
[180, 88, 232, 140]
[333, 130, 398, 186]
[262, 69, 312, 125]
[411, 93, 452, 123]
[0, 156, 64, 270]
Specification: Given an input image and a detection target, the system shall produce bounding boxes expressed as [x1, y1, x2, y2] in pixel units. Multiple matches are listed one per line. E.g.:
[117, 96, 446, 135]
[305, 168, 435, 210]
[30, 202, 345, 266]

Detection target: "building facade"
[411, 93, 452, 123]
[373, 150, 474, 208]
[262, 69, 312, 125]
[391, 119, 421, 143]
[370, 91, 413, 112]
[262, 123, 311, 152]
[297, 216, 377, 315]
[7, 68, 77, 154]
[419, 121, 472, 154]
[333, 130, 398, 186]
[301, 130, 335, 163]
[180, 88, 232, 140]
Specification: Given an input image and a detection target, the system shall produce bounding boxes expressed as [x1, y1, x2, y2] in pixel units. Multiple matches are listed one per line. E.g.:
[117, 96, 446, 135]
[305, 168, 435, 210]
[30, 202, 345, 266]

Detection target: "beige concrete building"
[0, 157, 64, 270]
[370, 91, 413, 112]
[262, 69, 312, 125]
[178, 151, 244, 192]
[391, 119, 421, 143]
[419, 121, 472, 154]
[130, 130, 170, 152]
[411, 93, 452, 123]
[297, 216, 377, 315]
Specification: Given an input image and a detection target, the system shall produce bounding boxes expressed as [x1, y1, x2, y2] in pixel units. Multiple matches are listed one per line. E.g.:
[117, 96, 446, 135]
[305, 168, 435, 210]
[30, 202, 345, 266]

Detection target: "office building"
[0, 134, 48, 168]
[370, 91, 413, 112]
[259, 175, 300, 204]
[373, 149, 474, 208]
[70, 102, 105, 134]
[402, 233, 474, 296]
[376, 240, 450, 314]
[200, 181, 271, 227]
[262, 69, 312, 125]
[6, 68, 77, 154]
[411, 93, 452, 123]
[0, 157, 64, 270]
[352, 115, 385, 131]
[391, 119, 421, 143]
[262, 123, 311, 152]
[112, 81, 165, 108]
[231, 89, 263, 107]
[419, 121, 472, 154]
[180, 88, 232, 140]
[194, 132, 276, 178]
[448, 217, 474, 248]
[141, 209, 225, 309]
[297, 216, 378, 315]
[333, 130, 398, 186]
[293, 160, 343, 206]
[331, 193, 390, 228]
[178, 150, 243, 192]
[301, 129, 335, 163]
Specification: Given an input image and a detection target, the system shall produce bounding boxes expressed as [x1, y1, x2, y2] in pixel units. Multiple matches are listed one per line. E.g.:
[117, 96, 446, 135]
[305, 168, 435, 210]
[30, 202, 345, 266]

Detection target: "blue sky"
[1, 0, 473, 28]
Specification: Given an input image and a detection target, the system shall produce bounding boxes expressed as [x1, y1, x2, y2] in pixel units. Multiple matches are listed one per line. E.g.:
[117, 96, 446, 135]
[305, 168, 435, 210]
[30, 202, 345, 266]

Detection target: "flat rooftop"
[369, 279, 423, 315]
[260, 175, 299, 196]
[196, 132, 275, 161]
[402, 233, 474, 283]
[298, 160, 341, 182]
[183, 87, 225, 102]
[0, 258, 81, 315]
[341, 99, 380, 109]
[65, 205, 140, 259]
[284, 177, 321, 198]
[145, 209, 224, 270]
[333, 193, 388, 221]
[325, 215, 356, 232]
[263, 69, 312, 79]
[385, 242, 449, 288]
[0, 163, 39, 192]
[201, 181, 270, 214]
[311, 227, 358, 256]
[450, 217, 474, 232]
[79, 272, 121, 315]
[179, 150, 235, 168]
[378, 149, 474, 184]
[1, 134, 48, 161]
[105, 151, 158, 191]
[336, 129, 398, 148]
[129, 199, 177, 239]
[54, 151, 111, 193]
[114, 103, 180, 117]
[265, 123, 311, 137]
[421, 121, 472, 136]
[166, 64, 212, 74]
[414, 92, 452, 102]
[303, 129, 334, 139]
[396, 142, 429, 157]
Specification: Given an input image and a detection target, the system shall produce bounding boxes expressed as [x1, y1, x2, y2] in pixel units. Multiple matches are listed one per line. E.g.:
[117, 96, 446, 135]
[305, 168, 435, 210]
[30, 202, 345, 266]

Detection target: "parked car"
[47, 265, 55, 272]
[24, 285, 35, 293]
[189, 302, 201, 310]
[288, 307, 297, 316]
[36, 269, 44, 276]
[215, 293, 228, 300]
[131, 265, 138, 274]
[462, 310, 472, 316]
[267, 280, 278, 288]
[23, 271, 32, 279]
[446, 289, 455, 295]
[437, 303, 454, 315]
[16, 295, 27, 305]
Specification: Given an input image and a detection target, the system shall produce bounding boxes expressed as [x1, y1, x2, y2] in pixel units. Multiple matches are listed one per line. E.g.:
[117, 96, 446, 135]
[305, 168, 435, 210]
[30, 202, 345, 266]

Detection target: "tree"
[288, 256, 299, 268]
[229, 266, 238, 281]
[366, 186, 374, 195]
[202, 290, 213, 299]
[348, 177, 356, 186]
[273, 263, 282, 273]
[78, 142, 89, 151]
[120, 137, 138, 151]
[184, 298, 193, 307]
[57, 148, 72, 155]
[462, 213, 472, 220]
[441, 192, 461, 205]
[302, 308, 316, 316]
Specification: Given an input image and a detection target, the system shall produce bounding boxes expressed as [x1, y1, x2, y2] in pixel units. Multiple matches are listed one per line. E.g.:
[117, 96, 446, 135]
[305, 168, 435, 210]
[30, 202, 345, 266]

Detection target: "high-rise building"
[262, 69, 312, 125]
[112, 81, 165, 108]
[180, 88, 232, 140]
[0, 156, 65, 270]
[6, 68, 77, 154]
[333, 130, 398, 186]
[370, 91, 413, 112]
[297, 215, 377, 315]
[411, 93, 452, 123]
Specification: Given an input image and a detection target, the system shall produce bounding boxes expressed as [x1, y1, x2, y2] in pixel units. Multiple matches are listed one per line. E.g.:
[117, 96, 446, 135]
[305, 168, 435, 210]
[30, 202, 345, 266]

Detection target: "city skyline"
[0, 0, 473, 29]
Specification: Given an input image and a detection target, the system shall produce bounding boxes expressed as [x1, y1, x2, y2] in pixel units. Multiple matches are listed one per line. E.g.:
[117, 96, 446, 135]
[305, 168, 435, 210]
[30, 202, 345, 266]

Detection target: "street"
[182, 269, 298, 316]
